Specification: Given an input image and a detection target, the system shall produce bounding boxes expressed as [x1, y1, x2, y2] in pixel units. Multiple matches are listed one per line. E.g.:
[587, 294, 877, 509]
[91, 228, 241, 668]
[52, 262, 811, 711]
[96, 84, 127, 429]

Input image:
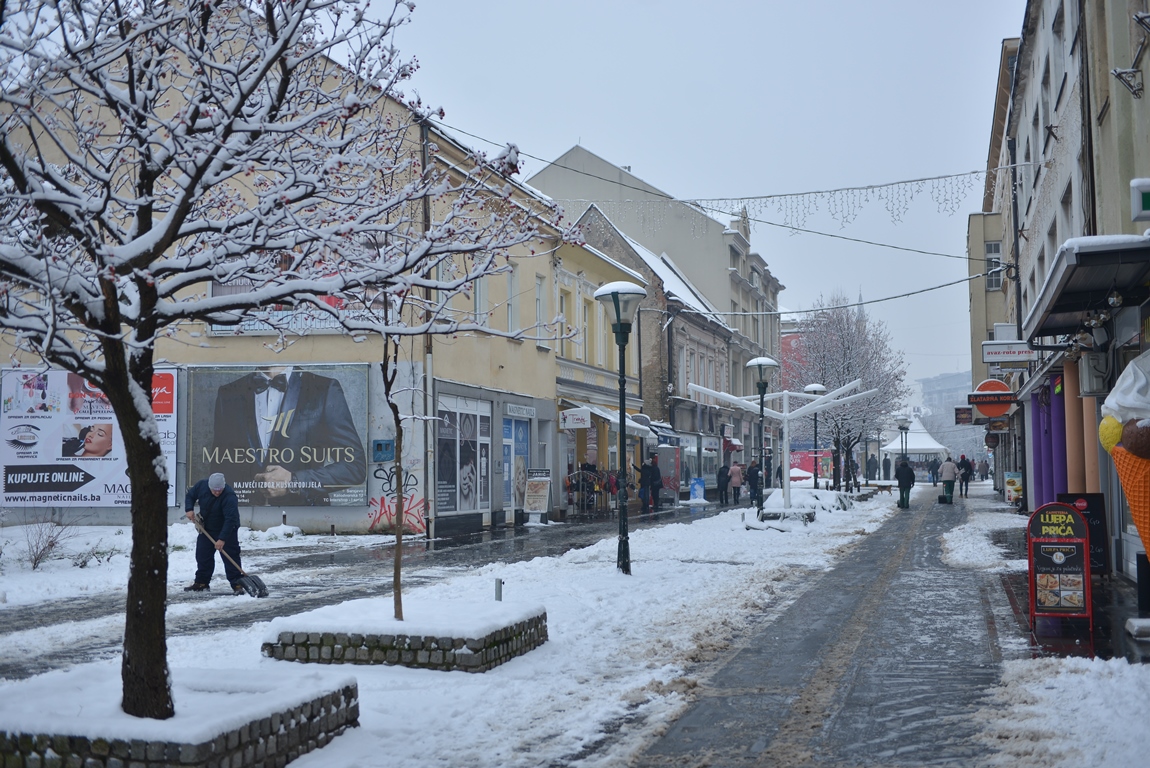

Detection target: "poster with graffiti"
[186, 364, 368, 506]
[1, 369, 177, 507]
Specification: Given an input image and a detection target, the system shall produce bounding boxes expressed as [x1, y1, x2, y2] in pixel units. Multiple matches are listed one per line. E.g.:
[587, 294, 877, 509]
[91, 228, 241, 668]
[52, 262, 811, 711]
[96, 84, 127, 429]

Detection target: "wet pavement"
[632, 482, 1150, 768]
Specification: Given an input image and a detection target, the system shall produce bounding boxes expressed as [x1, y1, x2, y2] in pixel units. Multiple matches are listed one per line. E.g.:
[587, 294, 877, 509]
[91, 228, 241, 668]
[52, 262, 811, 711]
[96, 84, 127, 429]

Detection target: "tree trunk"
[380, 350, 405, 622]
[102, 358, 174, 719]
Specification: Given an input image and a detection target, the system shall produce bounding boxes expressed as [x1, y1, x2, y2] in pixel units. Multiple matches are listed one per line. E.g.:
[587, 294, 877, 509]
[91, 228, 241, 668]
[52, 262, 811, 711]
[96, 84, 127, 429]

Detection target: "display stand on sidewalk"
[1027, 502, 1093, 633]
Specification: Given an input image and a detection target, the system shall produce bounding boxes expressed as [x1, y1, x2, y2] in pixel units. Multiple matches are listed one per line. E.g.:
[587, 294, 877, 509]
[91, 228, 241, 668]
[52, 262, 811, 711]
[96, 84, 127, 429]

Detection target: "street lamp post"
[746, 356, 779, 520]
[804, 383, 826, 488]
[594, 281, 647, 575]
[894, 414, 911, 464]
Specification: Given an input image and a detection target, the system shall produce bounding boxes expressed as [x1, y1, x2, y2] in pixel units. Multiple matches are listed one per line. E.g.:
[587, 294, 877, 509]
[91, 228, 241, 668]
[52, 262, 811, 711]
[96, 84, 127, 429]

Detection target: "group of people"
[716, 459, 781, 507]
[894, 453, 984, 508]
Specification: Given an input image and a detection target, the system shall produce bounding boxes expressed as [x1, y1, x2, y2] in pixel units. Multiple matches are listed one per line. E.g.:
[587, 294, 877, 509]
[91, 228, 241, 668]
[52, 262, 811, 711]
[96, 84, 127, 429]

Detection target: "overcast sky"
[392, 0, 1027, 392]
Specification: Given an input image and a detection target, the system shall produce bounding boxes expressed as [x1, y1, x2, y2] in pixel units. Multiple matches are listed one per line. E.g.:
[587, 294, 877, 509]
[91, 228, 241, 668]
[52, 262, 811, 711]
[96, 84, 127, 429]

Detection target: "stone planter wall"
[262, 611, 547, 673]
[0, 683, 358, 768]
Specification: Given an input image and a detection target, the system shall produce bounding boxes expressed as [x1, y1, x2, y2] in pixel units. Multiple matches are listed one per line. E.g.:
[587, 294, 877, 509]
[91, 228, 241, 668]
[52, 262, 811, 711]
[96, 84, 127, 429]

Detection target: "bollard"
[330, 523, 336, 536]
[495, 578, 504, 601]
[282, 512, 287, 526]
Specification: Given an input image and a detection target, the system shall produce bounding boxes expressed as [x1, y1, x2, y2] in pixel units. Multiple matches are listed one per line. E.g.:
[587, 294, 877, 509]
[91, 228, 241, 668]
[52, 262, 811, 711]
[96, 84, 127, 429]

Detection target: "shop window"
[436, 395, 492, 514]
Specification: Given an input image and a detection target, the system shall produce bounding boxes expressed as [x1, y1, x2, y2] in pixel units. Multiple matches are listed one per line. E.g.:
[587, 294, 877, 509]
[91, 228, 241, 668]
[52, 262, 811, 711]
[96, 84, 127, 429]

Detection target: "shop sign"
[981, 340, 1038, 366]
[969, 379, 1015, 418]
[559, 408, 592, 429]
[987, 417, 1010, 432]
[505, 403, 536, 419]
[954, 406, 973, 425]
[984, 433, 1000, 449]
[701, 436, 721, 453]
[1027, 502, 1093, 629]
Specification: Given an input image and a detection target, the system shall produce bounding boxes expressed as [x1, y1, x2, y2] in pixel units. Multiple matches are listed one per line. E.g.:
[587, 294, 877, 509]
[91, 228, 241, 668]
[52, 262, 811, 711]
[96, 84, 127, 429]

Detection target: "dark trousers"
[898, 486, 911, 508]
[959, 477, 970, 497]
[749, 483, 761, 506]
[718, 485, 729, 505]
[195, 532, 242, 586]
[733, 486, 742, 504]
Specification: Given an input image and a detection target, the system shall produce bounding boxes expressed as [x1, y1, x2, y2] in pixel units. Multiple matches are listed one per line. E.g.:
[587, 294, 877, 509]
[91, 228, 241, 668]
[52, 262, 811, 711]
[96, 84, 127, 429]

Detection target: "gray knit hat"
[208, 473, 226, 491]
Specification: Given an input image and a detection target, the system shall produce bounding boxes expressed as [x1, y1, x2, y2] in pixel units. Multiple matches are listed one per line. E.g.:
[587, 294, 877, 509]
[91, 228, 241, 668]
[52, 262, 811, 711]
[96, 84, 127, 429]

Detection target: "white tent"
[881, 417, 949, 458]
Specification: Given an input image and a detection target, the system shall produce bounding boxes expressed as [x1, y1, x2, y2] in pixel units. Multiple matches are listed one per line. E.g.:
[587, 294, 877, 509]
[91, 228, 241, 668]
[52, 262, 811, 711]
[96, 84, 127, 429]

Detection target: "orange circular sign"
[971, 379, 1013, 419]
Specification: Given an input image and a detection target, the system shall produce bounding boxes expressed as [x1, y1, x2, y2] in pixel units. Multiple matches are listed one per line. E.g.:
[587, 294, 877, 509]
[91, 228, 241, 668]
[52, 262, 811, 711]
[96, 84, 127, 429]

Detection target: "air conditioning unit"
[1078, 352, 1110, 396]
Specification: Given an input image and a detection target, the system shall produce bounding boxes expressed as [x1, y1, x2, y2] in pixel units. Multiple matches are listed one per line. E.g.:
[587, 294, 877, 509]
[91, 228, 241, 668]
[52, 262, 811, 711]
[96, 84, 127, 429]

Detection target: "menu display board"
[1028, 502, 1093, 630]
[523, 468, 551, 522]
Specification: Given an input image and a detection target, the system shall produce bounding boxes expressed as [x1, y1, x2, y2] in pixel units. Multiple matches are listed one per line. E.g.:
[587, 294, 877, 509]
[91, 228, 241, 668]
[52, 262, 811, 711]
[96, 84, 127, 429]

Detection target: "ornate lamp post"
[804, 383, 826, 488]
[894, 414, 911, 464]
[746, 356, 779, 519]
[594, 281, 646, 575]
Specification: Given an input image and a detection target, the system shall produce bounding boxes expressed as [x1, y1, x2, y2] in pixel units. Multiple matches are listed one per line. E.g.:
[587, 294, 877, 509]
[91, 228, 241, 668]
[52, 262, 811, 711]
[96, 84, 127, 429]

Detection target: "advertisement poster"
[437, 409, 457, 514]
[524, 468, 551, 521]
[1004, 471, 1023, 503]
[187, 365, 368, 506]
[1027, 503, 1092, 618]
[1, 369, 177, 507]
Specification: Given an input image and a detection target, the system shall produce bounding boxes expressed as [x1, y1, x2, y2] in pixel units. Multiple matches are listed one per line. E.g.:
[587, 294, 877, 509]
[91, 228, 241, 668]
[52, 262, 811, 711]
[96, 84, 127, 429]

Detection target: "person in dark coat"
[184, 472, 243, 593]
[764, 452, 774, 489]
[717, 463, 730, 506]
[647, 454, 663, 513]
[928, 457, 941, 486]
[894, 460, 916, 509]
[957, 454, 974, 498]
[866, 453, 878, 481]
[882, 455, 891, 481]
[746, 460, 762, 507]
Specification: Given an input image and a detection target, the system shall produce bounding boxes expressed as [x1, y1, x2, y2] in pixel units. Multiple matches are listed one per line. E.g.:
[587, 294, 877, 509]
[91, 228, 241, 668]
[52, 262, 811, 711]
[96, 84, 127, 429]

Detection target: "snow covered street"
[2, 482, 1148, 766]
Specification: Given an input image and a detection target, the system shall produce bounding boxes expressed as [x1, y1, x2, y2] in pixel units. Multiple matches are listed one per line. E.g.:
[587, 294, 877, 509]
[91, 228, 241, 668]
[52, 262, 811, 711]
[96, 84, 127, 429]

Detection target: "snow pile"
[941, 510, 1028, 571]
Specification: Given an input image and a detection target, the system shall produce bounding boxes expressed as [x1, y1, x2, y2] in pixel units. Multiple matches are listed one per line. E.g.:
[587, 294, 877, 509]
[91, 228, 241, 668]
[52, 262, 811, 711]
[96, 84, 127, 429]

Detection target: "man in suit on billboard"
[209, 366, 366, 505]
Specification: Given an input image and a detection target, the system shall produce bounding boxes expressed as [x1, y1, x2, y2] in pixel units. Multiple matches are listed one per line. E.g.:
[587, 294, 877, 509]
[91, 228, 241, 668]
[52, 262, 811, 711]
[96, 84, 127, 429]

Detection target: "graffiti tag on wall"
[368, 464, 426, 533]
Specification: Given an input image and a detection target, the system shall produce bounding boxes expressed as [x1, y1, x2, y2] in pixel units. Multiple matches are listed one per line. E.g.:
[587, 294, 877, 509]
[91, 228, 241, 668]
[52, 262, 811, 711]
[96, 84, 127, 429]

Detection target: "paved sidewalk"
[634, 482, 1017, 767]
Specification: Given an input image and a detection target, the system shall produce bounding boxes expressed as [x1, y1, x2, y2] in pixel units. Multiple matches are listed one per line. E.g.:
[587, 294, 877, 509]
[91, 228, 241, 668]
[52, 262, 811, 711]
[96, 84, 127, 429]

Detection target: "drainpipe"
[420, 119, 436, 540]
[1007, 136, 1030, 513]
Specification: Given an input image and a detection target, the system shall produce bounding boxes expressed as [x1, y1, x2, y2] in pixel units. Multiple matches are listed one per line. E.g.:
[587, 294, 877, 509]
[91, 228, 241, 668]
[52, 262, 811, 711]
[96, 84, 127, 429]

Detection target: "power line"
[429, 117, 991, 264]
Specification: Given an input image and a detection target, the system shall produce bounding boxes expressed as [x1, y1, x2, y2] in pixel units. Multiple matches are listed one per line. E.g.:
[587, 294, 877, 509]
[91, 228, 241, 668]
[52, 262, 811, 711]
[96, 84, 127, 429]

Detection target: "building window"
[558, 290, 570, 358]
[473, 277, 487, 325]
[985, 242, 1002, 290]
[729, 246, 741, 273]
[678, 347, 686, 395]
[534, 275, 545, 327]
[583, 300, 595, 363]
[597, 303, 607, 367]
[506, 266, 519, 332]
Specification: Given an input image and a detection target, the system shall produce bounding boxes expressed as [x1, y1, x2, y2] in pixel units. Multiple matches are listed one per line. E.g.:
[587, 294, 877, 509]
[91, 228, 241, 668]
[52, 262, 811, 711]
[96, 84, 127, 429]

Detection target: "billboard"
[1, 369, 177, 507]
[187, 365, 368, 506]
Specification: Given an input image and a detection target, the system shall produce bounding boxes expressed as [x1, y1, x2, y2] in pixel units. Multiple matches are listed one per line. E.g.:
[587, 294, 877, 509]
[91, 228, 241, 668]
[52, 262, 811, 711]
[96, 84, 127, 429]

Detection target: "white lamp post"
[804, 383, 826, 488]
[746, 357, 779, 518]
[594, 281, 646, 575]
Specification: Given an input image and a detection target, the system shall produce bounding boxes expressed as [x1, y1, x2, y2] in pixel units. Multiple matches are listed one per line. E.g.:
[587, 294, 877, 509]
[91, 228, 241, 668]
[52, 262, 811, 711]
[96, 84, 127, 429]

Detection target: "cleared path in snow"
[635, 485, 1008, 767]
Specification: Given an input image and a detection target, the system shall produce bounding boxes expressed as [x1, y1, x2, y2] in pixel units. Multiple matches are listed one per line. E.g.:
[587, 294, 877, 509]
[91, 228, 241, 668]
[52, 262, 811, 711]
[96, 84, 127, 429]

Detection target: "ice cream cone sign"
[1099, 349, 1150, 551]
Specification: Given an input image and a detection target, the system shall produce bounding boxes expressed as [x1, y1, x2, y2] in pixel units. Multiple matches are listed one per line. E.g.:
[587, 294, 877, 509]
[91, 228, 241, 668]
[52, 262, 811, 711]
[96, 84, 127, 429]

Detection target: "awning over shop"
[723, 437, 744, 453]
[560, 400, 653, 438]
[1022, 234, 1150, 342]
[648, 421, 681, 446]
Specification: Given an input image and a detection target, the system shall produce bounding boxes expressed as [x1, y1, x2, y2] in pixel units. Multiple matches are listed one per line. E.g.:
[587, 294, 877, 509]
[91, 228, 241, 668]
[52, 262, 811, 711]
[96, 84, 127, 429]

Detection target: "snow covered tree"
[0, 0, 565, 719]
[780, 292, 909, 490]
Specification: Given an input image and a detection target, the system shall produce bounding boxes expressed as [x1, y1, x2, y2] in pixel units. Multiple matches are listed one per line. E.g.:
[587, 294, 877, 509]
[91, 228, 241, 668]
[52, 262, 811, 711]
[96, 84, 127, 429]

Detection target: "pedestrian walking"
[717, 462, 730, 505]
[882, 455, 891, 481]
[632, 454, 663, 513]
[928, 457, 940, 487]
[184, 472, 243, 594]
[957, 454, 973, 498]
[895, 460, 915, 509]
[729, 462, 744, 505]
[938, 455, 959, 503]
[746, 459, 762, 507]
[978, 458, 989, 481]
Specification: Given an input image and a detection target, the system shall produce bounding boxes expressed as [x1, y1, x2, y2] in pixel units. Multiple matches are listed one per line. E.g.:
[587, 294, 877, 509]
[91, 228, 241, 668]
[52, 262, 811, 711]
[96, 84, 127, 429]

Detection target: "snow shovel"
[192, 517, 269, 598]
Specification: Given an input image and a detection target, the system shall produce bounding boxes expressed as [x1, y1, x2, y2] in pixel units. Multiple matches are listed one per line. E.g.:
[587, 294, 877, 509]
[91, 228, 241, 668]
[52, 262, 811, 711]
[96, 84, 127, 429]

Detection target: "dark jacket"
[957, 458, 974, 480]
[894, 463, 916, 490]
[634, 461, 663, 490]
[185, 479, 240, 543]
[717, 465, 730, 488]
[746, 464, 761, 489]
